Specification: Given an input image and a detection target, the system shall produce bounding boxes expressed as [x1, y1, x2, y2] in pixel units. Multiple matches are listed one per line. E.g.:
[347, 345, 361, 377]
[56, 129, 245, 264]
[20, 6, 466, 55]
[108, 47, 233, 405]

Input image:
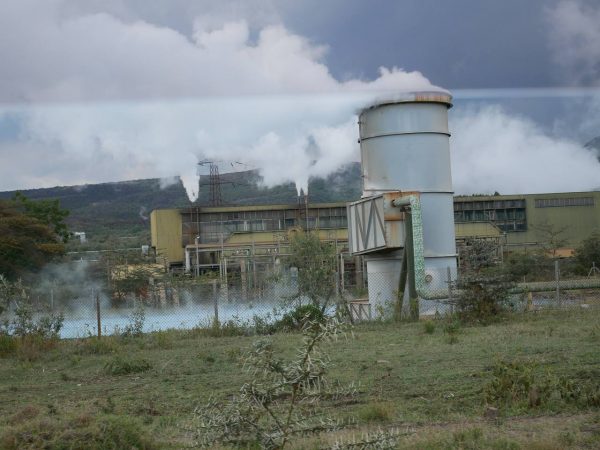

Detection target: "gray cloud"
[546, 0, 600, 86]
[1, 0, 599, 201]
[0, 1, 435, 103]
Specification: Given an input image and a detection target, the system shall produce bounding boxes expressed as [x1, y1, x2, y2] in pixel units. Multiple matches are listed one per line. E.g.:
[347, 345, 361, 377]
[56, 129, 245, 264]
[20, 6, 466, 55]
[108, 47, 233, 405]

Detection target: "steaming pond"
[59, 299, 291, 339]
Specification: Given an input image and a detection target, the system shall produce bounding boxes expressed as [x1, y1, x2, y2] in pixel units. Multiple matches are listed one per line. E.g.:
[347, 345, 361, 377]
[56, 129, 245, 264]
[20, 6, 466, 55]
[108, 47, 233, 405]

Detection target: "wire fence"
[3, 258, 600, 339]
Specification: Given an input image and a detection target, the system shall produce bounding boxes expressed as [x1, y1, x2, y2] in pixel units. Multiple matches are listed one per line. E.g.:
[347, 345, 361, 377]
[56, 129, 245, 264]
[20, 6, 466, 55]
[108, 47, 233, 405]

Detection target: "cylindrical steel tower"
[357, 92, 457, 314]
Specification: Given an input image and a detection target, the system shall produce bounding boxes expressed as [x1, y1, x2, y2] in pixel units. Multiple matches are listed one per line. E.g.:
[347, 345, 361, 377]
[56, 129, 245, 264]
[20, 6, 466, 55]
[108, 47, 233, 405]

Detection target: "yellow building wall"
[455, 222, 501, 239]
[150, 209, 184, 264]
[220, 228, 348, 246]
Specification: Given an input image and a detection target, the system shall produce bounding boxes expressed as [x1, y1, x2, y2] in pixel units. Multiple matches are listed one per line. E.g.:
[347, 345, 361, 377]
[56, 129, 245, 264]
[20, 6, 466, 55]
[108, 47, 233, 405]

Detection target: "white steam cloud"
[0, 2, 436, 200]
[1, 1, 599, 201]
[450, 105, 600, 195]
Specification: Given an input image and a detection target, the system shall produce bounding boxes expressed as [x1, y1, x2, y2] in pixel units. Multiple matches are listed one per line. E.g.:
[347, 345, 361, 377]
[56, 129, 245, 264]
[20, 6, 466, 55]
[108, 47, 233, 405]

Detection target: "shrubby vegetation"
[485, 359, 600, 411]
[193, 318, 356, 449]
[0, 276, 64, 360]
[286, 231, 337, 314]
[0, 198, 67, 279]
[454, 238, 515, 323]
[574, 232, 600, 274]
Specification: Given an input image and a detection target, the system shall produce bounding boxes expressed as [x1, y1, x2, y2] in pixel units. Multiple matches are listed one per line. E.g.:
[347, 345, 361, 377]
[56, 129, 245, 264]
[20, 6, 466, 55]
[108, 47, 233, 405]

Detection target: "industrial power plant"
[149, 91, 600, 320]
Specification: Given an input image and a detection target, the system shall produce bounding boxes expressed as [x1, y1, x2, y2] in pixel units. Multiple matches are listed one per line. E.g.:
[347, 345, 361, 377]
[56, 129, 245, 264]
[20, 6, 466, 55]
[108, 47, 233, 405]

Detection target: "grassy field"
[0, 309, 599, 449]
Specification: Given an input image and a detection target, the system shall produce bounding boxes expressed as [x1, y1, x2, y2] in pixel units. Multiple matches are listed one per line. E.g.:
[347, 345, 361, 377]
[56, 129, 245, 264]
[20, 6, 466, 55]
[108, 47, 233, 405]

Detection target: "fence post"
[446, 266, 453, 315]
[95, 291, 102, 338]
[212, 280, 219, 324]
[555, 259, 561, 307]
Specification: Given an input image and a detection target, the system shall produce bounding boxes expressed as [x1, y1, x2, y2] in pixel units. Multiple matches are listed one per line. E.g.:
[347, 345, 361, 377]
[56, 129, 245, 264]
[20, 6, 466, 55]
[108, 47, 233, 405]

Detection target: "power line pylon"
[209, 162, 222, 206]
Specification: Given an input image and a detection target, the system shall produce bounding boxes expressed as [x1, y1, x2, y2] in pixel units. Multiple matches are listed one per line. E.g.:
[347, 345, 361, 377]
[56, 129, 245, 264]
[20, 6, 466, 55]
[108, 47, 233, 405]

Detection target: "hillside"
[585, 136, 600, 161]
[0, 163, 362, 247]
[196, 162, 362, 205]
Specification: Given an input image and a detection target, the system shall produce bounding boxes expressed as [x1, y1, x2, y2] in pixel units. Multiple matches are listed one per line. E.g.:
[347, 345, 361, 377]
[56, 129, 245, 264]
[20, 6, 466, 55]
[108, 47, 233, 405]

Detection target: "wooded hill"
[0, 163, 362, 249]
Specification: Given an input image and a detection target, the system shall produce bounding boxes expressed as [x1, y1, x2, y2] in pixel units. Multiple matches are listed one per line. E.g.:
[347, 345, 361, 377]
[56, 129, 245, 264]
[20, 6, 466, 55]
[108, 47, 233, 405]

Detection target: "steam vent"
[347, 91, 457, 317]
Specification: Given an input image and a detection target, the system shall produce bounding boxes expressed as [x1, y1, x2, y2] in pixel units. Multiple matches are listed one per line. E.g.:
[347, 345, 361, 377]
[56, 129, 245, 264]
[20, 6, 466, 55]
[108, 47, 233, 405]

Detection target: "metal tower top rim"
[359, 90, 453, 113]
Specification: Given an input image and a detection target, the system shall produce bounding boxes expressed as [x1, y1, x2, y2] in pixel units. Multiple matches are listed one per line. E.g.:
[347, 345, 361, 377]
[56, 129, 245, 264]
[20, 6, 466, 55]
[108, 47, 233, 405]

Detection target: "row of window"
[192, 206, 347, 222]
[534, 197, 594, 208]
[454, 199, 526, 211]
[454, 208, 526, 222]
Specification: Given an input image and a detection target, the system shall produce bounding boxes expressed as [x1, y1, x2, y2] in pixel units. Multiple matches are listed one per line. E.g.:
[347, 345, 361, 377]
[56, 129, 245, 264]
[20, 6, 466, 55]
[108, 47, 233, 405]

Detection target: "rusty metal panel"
[347, 194, 405, 255]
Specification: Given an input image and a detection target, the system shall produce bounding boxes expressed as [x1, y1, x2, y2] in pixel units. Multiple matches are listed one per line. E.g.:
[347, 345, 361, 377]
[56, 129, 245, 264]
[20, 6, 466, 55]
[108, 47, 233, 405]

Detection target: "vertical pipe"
[95, 291, 102, 339]
[195, 236, 199, 277]
[240, 258, 247, 300]
[396, 249, 408, 321]
[405, 212, 419, 320]
[555, 259, 560, 307]
[252, 241, 257, 293]
[447, 266, 453, 315]
[340, 253, 345, 293]
[212, 280, 219, 324]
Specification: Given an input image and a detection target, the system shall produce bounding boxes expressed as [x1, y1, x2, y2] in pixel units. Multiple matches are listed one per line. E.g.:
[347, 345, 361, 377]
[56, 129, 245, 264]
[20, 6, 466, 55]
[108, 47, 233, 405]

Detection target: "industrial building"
[151, 190, 600, 275]
[150, 202, 353, 284]
[454, 190, 600, 253]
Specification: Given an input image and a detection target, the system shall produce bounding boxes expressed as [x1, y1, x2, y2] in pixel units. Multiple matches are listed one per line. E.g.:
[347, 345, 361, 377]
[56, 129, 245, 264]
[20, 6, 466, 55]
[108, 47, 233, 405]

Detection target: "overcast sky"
[1, 0, 599, 196]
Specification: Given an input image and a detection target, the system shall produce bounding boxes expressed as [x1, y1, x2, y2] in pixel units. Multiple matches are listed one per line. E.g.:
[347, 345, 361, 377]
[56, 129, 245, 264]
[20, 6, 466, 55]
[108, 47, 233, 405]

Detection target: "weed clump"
[75, 337, 119, 355]
[484, 359, 600, 411]
[0, 284, 64, 361]
[104, 356, 151, 375]
[357, 402, 394, 423]
[422, 321, 436, 335]
[443, 320, 461, 344]
[0, 415, 158, 450]
[121, 303, 145, 337]
[0, 334, 17, 357]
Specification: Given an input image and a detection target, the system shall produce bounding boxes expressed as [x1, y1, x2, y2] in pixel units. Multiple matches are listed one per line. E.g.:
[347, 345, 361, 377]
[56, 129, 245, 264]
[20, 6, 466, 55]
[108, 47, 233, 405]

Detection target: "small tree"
[454, 239, 514, 323]
[574, 232, 600, 275]
[0, 200, 66, 279]
[193, 318, 353, 449]
[13, 192, 70, 243]
[286, 232, 337, 314]
[531, 221, 569, 259]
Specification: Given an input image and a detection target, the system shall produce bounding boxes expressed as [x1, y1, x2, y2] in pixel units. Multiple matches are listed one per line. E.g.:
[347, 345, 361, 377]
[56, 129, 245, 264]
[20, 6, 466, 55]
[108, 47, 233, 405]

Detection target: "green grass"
[0, 310, 598, 448]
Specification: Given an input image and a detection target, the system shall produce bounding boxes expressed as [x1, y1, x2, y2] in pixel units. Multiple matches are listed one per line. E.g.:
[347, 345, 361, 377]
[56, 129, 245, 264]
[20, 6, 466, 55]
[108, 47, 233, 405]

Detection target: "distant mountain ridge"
[0, 163, 362, 241]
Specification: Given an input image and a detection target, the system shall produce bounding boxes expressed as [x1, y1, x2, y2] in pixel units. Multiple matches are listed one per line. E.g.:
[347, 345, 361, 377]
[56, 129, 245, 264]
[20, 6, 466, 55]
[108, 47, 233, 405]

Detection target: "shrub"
[0, 333, 17, 357]
[274, 304, 325, 331]
[503, 251, 553, 282]
[574, 232, 600, 274]
[104, 356, 152, 375]
[199, 318, 250, 338]
[454, 271, 514, 324]
[75, 337, 119, 355]
[193, 318, 354, 449]
[121, 303, 145, 337]
[0, 415, 158, 450]
[357, 402, 394, 423]
[443, 320, 460, 344]
[484, 359, 600, 410]
[148, 330, 174, 349]
[286, 231, 337, 313]
[11, 304, 64, 339]
[16, 334, 59, 362]
[422, 321, 436, 334]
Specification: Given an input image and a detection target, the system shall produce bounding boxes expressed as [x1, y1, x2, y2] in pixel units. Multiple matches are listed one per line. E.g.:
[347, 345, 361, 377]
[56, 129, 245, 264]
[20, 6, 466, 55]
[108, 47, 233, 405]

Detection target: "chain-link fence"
[3, 257, 600, 339]
[51, 275, 306, 338]
[360, 259, 600, 320]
